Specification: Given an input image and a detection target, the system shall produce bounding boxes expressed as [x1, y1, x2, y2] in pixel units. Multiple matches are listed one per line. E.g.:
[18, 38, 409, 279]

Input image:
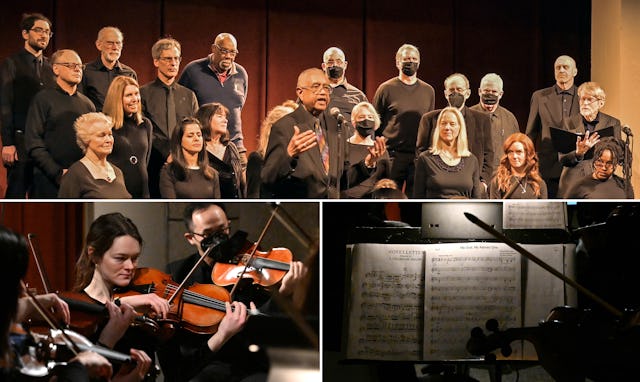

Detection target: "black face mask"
[355, 119, 376, 138]
[401, 62, 418, 76]
[327, 66, 344, 80]
[448, 92, 466, 108]
[481, 93, 499, 105]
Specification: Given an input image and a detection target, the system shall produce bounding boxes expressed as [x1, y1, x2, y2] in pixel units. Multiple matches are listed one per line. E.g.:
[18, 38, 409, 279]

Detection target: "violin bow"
[167, 238, 221, 305]
[21, 280, 82, 356]
[27, 233, 54, 294]
[269, 202, 314, 248]
[228, 204, 280, 300]
[465, 212, 623, 317]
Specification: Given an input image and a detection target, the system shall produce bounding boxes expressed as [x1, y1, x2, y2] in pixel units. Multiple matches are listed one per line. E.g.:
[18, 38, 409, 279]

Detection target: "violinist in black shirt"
[158, 203, 308, 382]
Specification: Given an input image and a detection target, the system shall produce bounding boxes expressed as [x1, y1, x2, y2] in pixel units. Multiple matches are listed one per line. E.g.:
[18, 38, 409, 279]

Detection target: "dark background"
[1, 0, 591, 156]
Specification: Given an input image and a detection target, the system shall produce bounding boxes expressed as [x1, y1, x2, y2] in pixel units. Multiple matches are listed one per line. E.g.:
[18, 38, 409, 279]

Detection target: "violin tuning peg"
[486, 318, 499, 332]
[500, 344, 513, 357]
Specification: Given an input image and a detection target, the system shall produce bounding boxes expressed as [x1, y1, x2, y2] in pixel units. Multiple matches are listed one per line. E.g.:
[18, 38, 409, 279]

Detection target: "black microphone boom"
[330, 107, 345, 124]
[623, 125, 633, 137]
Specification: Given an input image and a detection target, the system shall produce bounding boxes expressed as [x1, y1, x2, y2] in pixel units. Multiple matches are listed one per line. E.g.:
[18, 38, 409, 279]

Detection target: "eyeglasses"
[214, 45, 238, 56]
[190, 224, 231, 239]
[103, 40, 123, 47]
[30, 27, 53, 37]
[300, 84, 333, 94]
[54, 62, 86, 70]
[594, 159, 614, 170]
[158, 56, 182, 63]
[579, 96, 600, 105]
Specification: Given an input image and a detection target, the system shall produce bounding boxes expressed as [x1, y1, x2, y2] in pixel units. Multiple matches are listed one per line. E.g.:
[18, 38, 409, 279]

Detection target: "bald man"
[25, 49, 96, 197]
[526, 55, 581, 198]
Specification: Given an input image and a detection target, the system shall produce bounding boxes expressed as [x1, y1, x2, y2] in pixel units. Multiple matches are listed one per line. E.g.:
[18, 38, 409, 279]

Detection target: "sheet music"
[424, 243, 521, 359]
[503, 201, 567, 229]
[346, 243, 425, 360]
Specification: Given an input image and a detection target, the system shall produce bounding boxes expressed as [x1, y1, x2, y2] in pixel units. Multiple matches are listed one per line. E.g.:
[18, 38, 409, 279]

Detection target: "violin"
[212, 242, 292, 288]
[114, 267, 235, 336]
[467, 306, 640, 381]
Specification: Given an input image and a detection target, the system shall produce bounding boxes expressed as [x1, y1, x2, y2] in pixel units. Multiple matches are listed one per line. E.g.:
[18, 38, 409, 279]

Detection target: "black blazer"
[415, 106, 494, 184]
[525, 85, 580, 181]
[558, 112, 622, 166]
[261, 105, 368, 198]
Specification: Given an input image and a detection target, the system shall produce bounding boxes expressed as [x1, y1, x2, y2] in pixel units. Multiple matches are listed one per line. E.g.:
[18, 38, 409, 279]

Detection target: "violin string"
[163, 284, 227, 311]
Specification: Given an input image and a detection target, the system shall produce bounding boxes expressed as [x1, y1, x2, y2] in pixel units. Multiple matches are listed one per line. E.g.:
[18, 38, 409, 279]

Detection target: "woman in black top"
[489, 132, 547, 199]
[413, 107, 483, 199]
[159, 117, 221, 199]
[562, 137, 634, 199]
[196, 102, 246, 198]
[341, 101, 391, 198]
[103, 76, 153, 198]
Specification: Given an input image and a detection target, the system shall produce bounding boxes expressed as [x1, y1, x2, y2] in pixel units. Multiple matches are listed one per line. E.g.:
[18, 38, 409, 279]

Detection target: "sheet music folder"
[550, 125, 615, 154]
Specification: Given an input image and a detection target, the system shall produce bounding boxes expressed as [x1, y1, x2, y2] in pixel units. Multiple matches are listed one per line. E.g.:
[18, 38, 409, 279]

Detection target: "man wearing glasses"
[179, 33, 249, 167]
[1, 13, 56, 198]
[25, 49, 96, 198]
[262, 68, 385, 198]
[141, 38, 198, 198]
[159, 202, 308, 382]
[80, 26, 137, 111]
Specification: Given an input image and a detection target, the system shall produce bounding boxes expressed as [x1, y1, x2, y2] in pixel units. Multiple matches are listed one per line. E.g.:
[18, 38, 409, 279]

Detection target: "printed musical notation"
[346, 244, 425, 360]
[424, 243, 521, 359]
[345, 242, 572, 361]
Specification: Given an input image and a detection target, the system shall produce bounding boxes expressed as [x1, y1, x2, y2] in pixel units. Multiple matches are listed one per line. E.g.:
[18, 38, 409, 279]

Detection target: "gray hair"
[479, 73, 504, 91]
[74, 112, 113, 153]
[323, 47, 346, 63]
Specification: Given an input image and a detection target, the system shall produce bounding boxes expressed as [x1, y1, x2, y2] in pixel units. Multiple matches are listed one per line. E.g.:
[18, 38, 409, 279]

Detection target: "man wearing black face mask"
[322, 47, 367, 137]
[373, 44, 435, 197]
[159, 202, 308, 382]
[416, 73, 493, 194]
[470, 73, 519, 174]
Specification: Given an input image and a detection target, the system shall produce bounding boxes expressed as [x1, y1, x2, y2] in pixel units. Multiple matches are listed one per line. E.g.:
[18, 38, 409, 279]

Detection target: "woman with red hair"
[489, 132, 548, 199]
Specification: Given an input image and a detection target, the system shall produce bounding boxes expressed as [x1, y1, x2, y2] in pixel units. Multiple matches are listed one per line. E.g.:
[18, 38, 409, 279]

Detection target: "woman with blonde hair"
[489, 132, 547, 199]
[246, 101, 297, 198]
[103, 75, 153, 198]
[59, 112, 131, 198]
[413, 107, 483, 199]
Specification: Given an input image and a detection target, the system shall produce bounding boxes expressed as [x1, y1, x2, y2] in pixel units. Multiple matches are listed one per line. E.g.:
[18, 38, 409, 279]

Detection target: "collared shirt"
[80, 58, 137, 111]
[327, 79, 368, 135]
[140, 78, 198, 158]
[582, 113, 599, 133]
[1, 48, 56, 145]
[179, 55, 248, 153]
[554, 84, 576, 118]
[470, 103, 520, 172]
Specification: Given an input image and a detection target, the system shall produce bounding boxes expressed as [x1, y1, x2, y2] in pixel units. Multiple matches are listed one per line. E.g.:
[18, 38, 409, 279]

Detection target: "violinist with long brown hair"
[158, 202, 308, 382]
[0, 224, 150, 382]
[75, 211, 251, 381]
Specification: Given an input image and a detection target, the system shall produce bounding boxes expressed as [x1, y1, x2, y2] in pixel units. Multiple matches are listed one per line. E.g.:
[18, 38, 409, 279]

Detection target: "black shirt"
[80, 58, 137, 111]
[140, 78, 198, 159]
[1, 48, 56, 145]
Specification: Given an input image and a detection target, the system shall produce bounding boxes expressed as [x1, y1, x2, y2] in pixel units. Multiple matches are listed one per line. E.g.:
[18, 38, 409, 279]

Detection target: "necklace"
[516, 175, 527, 193]
[83, 156, 114, 182]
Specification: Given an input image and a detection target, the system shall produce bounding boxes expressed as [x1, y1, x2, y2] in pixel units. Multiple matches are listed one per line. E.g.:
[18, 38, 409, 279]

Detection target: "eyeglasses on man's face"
[54, 62, 86, 70]
[30, 27, 53, 37]
[158, 56, 182, 63]
[214, 45, 238, 56]
[103, 40, 123, 47]
[300, 83, 333, 94]
[190, 224, 231, 240]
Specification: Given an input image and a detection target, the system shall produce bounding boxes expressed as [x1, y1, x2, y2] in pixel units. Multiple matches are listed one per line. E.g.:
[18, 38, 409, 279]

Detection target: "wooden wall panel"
[266, 1, 365, 111]
[164, 0, 267, 149]
[1, 202, 84, 291]
[0, 0, 592, 197]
